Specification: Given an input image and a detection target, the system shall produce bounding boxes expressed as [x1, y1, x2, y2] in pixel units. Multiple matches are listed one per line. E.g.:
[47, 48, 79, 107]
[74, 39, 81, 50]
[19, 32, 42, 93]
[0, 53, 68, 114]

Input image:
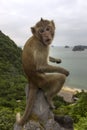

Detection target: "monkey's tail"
[16, 84, 37, 126]
[16, 112, 21, 122]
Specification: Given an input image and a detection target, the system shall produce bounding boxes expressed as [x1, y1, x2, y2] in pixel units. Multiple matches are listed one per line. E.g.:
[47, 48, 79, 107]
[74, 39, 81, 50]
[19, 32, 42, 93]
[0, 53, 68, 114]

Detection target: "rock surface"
[72, 45, 87, 51]
[14, 87, 73, 130]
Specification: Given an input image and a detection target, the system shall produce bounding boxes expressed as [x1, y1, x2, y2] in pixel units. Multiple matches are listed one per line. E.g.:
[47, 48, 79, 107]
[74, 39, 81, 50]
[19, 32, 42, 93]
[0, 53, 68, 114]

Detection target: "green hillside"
[0, 30, 22, 74]
[0, 31, 27, 130]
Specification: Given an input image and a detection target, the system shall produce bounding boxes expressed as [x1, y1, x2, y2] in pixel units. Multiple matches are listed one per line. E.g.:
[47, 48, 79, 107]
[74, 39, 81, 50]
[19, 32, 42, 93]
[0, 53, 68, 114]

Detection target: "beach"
[58, 86, 87, 103]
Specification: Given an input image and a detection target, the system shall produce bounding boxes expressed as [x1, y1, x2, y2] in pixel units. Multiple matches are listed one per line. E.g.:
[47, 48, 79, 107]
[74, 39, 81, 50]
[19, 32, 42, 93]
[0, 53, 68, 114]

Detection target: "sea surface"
[49, 46, 87, 90]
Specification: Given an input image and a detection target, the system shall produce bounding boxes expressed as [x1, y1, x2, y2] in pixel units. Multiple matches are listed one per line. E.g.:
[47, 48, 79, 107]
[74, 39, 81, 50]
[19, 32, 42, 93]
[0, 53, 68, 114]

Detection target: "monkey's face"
[31, 18, 55, 46]
[38, 25, 54, 46]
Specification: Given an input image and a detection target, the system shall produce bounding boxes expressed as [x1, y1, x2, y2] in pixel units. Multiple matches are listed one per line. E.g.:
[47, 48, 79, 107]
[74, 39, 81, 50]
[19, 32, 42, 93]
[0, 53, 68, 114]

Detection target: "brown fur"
[17, 18, 69, 126]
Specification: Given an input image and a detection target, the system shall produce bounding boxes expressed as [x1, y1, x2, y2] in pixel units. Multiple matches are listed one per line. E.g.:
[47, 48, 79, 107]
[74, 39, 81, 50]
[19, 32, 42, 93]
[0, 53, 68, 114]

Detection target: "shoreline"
[58, 86, 87, 103]
[62, 86, 87, 93]
[62, 86, 81, 93]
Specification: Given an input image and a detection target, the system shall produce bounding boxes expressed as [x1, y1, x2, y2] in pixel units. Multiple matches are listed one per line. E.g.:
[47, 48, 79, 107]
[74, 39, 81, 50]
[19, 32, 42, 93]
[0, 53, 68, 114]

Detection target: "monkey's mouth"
[42, 37, 52, 46]
[45, 39, 51, 42]
[43, 39, 51, 46]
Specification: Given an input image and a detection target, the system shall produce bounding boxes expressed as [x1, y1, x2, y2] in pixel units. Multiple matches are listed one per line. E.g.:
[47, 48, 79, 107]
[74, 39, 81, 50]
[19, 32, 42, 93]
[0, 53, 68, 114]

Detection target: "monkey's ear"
[31, 27, 35, 34]
[40, 18, 44, 22]
[51, 20, 55, 29]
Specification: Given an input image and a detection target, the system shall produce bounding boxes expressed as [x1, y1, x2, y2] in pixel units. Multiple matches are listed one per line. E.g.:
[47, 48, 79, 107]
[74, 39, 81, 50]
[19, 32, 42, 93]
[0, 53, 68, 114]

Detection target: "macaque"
[17, 18, 69, 126]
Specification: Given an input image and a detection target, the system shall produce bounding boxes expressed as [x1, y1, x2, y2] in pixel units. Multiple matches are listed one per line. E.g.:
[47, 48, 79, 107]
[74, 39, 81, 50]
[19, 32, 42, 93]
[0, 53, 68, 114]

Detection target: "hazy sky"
[0, 0, 87, 46]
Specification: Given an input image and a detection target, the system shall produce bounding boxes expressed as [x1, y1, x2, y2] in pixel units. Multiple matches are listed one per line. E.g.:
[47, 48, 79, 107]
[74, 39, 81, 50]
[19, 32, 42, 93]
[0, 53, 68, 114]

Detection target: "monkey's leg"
[17, 83, 37, 126]
[39, 73, 66, 109]
[47, 74, 66, 108]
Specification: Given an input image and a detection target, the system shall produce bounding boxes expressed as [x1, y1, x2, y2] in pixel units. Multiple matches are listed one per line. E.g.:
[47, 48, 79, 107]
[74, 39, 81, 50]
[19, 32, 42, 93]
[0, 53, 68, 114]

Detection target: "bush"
[75, 117, 87, 130]
[0, 107, 15, 130]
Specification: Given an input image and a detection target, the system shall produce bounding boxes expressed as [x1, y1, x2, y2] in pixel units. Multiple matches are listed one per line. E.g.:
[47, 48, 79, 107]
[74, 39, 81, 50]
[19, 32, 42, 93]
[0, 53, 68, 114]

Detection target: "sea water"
[49, 46, 87, 90]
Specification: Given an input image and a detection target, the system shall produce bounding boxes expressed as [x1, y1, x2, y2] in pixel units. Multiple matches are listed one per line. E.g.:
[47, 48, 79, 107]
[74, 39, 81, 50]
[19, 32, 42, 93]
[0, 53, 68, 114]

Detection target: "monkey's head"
[31, 18, 55, 46]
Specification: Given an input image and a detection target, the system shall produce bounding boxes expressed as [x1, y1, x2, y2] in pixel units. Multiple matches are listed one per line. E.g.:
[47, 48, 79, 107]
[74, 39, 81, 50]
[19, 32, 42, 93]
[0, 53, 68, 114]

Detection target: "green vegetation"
[53, 91, 87, 129]
[0, 30, 87, 130]
[0, 31, 27, 130]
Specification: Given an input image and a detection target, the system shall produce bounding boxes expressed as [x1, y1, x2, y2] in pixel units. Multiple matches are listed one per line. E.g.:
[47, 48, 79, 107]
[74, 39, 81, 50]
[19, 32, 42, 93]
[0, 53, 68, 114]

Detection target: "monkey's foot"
[44, 93, 55, 109]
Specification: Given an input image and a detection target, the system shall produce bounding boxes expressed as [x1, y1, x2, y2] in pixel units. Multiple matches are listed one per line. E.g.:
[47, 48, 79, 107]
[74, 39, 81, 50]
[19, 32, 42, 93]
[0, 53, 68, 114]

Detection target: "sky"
[0, 0, 87, 47]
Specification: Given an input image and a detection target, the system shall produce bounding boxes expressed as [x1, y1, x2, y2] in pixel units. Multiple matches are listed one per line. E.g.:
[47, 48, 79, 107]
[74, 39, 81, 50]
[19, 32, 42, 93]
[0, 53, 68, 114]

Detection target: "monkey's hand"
[49, 56, 62, 64]
[55, 58, 61, 64]
[62, 69, 70, 77]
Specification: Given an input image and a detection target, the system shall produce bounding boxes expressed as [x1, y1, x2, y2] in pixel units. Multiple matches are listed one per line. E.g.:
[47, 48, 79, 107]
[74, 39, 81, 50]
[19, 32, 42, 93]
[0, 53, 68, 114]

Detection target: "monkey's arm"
[49, 56, 61, 64]
[37, 64, 69, 76]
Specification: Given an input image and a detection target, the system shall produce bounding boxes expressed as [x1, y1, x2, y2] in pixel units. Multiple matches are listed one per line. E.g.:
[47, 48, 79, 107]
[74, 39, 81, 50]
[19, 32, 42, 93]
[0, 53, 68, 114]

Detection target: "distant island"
[65, 45, 70, 48]
[72, 45, 87, 51]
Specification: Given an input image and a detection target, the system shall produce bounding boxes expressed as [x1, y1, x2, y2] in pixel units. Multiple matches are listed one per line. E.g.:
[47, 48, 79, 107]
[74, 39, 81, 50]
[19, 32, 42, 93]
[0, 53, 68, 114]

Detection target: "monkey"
[17, 18, 69, 126]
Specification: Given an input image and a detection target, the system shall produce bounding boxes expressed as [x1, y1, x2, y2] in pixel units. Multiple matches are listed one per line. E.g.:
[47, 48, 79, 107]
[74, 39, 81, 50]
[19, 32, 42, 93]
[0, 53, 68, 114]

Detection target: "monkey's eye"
[39, 29, 44, 34]
[46, 27, 50, 31]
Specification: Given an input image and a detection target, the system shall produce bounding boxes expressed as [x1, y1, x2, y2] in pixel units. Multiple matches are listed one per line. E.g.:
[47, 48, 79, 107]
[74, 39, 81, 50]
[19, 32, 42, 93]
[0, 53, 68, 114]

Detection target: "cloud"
[0, 0, 87, 46]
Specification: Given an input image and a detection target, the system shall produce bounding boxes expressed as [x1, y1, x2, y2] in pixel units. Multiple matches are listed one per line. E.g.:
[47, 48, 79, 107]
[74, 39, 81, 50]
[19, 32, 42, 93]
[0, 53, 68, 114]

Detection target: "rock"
[54, 115, 74, 130]
[25, 88, 60, 130]
[14, 86, 74, 130]
[72, 45, 87, 51]
[14, 123, 22, 130]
